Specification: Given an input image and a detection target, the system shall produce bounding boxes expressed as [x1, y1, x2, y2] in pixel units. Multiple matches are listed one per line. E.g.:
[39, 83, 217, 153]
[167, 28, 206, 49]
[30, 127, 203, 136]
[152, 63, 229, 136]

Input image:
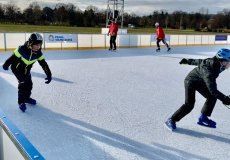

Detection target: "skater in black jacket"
[165, 48, 230, 130]
[3, 33, 52, 112]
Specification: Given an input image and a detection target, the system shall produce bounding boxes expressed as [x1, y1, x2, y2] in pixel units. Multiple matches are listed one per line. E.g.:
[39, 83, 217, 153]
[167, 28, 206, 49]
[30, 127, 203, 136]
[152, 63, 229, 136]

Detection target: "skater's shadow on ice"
[0, 68, 73, 84]
[0, 75, 210, 160]
[31, 72, 73, 84]
[152, 143, 209, 160]
[175, 128, 230, 144]
[18, 105, 209, 160]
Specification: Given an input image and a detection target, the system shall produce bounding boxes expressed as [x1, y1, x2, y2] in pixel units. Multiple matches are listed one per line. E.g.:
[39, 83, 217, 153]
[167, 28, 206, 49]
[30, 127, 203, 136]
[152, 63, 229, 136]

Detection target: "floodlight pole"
[106, 0, 125, 28]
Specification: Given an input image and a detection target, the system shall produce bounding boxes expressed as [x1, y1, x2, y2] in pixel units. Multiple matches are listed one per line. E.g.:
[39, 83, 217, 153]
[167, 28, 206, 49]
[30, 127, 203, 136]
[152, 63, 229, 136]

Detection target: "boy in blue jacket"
[3, 33, 52, 112]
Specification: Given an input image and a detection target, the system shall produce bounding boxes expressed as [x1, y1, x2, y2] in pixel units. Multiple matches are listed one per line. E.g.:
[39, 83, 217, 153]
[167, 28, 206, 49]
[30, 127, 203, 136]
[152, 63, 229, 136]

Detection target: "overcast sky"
[1, 0, 230, 15]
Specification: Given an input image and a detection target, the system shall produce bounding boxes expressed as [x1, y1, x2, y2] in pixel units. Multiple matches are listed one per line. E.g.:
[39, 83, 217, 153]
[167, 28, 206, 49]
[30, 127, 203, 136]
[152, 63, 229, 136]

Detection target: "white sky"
[0, 0, 229, 15]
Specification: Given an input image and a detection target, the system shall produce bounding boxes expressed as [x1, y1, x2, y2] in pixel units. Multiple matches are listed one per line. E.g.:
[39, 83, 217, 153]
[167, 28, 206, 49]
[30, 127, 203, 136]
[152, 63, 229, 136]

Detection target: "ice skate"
[19, 103, 27, 112]
[156, 48, 160, 52]
[165, 118, 176, 131]
[26, 98, 37, 105]
[197, 114, 216, 128]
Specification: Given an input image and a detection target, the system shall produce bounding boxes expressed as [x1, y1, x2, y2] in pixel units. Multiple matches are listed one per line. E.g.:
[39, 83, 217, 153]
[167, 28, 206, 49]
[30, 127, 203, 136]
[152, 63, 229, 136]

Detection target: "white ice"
[0, 45, 230, 160]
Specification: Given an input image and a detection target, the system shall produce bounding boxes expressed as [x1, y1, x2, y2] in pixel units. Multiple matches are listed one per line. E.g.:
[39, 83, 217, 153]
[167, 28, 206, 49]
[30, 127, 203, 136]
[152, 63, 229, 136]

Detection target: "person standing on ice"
[165, 48, 230, 130]
[155, 22, 170, 52]
[2, 32, 52, 112]
[107, 18, 119, 51]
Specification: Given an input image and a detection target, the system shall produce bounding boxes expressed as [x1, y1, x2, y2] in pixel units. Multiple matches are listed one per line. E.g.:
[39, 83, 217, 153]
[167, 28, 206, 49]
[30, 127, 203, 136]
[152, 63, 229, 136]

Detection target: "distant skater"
[108, 18, 119, 51]
[155, 22, 170, 52]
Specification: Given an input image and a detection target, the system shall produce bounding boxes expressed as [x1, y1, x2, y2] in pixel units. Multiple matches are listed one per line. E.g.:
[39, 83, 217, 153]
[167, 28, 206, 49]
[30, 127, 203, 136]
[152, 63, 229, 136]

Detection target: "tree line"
[0, 2, 229, 32]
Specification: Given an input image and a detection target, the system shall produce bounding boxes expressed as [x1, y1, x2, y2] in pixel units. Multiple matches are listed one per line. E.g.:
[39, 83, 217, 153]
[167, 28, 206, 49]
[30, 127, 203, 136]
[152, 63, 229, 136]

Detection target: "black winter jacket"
[185, 57, 226, 101]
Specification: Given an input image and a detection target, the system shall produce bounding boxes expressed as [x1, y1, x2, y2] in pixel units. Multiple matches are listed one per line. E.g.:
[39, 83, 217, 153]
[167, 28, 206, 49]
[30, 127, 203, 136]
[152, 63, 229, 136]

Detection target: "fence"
[0, 109, 44, 160]
[0, 33, 229, 51]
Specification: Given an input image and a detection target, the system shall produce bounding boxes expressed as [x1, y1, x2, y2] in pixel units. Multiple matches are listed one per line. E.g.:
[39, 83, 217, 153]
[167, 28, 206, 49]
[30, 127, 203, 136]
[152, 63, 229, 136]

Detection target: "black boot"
[156, 48, 160, 52]
[19, 103, 27, 112]
[26, 98, 37, 105]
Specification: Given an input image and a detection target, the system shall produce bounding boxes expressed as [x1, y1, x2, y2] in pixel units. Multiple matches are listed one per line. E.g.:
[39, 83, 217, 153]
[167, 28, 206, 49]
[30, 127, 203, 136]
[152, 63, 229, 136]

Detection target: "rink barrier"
[0, 33, 229, 51]
[0, 109, 45, 160]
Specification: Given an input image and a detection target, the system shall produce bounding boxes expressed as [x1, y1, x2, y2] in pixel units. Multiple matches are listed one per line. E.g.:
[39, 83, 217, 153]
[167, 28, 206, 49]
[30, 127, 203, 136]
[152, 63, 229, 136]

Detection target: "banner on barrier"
[45, 33, 77, 43]
[215, 35, 228, 41]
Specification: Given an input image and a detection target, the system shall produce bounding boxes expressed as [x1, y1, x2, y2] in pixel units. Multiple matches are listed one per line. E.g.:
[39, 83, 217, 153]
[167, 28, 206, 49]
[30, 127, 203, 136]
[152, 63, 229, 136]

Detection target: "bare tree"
[4, 3, 21, 23]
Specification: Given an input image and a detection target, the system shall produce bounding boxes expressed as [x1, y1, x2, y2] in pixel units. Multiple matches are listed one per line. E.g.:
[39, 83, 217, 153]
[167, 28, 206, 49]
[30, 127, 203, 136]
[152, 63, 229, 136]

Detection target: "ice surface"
[0, 45, 230, 160]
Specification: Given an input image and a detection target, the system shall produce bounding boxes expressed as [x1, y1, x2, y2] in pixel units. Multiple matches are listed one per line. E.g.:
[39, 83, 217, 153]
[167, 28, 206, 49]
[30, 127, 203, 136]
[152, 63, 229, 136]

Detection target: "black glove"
[179, 58, 188, 64]
[222, 96, 230, 105]
[2, 63, 9, 70]
[45, 76, 52, 84]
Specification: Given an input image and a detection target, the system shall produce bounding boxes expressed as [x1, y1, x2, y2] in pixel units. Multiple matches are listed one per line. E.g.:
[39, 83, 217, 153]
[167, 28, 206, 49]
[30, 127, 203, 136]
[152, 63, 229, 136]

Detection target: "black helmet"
[29, 32, 43, 45]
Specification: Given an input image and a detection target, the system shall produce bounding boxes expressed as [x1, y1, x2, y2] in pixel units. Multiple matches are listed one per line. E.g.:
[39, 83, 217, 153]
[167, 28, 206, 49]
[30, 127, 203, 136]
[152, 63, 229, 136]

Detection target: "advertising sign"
[45, 34, 77, 43]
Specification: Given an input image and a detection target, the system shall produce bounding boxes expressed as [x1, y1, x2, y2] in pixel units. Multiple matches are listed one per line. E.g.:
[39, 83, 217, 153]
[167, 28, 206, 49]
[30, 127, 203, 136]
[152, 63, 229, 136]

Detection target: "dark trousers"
[156, 38, 169, 49]
[12, 69, 33, 105]
[110, 36, 117, 50]
[171, 80, 217, 122]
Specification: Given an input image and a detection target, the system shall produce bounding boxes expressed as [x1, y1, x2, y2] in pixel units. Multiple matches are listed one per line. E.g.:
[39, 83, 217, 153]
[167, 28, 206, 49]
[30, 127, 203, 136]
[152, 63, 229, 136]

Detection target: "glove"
[2, 63, 9, 70]
[45, 76, 52, 84]
[179, 58, 188, 64]
[222, 96, 230, 105]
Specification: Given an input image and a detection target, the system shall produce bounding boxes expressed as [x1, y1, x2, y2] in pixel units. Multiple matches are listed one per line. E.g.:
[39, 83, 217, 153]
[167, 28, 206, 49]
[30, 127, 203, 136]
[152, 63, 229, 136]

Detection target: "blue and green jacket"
[3, 41, 51, 77]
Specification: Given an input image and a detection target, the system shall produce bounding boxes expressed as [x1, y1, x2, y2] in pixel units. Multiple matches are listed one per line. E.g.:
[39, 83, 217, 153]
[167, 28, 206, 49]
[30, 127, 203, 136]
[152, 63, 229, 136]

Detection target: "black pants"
[156, 38, 169, 49]
[110, 36, 117, 50]
[12, 69, 33, 105]
[171, 80, 217, 122]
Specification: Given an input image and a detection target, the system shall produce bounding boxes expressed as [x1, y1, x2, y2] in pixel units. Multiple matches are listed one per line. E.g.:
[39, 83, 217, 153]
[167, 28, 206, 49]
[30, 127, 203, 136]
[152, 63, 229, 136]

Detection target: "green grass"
[0, 24, 101, 34]
[128, 28, 219, 35]
[0, 24, 227, 35]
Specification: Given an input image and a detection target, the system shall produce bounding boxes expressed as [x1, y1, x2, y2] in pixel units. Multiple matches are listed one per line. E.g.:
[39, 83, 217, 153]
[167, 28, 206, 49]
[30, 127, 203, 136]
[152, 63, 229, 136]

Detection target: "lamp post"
[106, 0, 124, 28]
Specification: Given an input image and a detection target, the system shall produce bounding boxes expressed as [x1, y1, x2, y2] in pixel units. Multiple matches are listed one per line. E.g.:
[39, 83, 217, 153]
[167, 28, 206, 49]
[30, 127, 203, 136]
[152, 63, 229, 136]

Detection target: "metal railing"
[0, 109, 45, 160]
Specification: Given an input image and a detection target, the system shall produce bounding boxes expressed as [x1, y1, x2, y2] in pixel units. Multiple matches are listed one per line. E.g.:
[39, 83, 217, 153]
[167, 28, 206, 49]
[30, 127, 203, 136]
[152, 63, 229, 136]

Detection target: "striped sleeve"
[38, 55, 45, 61]
[13, 48, 22, 58]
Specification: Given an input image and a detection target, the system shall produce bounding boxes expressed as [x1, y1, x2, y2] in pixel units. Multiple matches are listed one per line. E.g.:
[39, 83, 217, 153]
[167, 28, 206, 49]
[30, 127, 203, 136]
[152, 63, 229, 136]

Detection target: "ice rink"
[0, 45, 230, 160]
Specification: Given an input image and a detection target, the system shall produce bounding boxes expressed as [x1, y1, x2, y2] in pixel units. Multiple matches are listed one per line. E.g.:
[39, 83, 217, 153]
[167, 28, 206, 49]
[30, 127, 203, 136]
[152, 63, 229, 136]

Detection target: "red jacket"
[108, 22, 119, 36]
[156, 27, 165, 39]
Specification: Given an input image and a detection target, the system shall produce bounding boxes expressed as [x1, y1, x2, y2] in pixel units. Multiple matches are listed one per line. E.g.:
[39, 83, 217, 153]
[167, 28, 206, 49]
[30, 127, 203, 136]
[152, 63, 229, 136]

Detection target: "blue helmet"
[216, 48, 230, 61]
